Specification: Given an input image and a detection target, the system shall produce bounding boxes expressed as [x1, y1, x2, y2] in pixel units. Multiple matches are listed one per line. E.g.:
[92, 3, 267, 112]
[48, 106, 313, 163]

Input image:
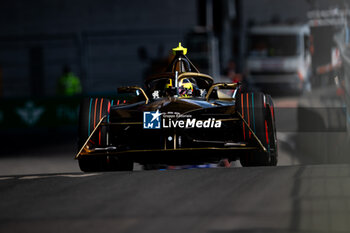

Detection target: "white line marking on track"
[19, 176, 51, 180]
[14, 173, 100, 180]
[56, 173, 99, 178]
[0, 177, 15, 181]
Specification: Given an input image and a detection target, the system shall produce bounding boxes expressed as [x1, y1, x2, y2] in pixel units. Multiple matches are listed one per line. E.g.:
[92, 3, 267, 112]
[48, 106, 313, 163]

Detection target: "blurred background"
[0, 0, 350, 174]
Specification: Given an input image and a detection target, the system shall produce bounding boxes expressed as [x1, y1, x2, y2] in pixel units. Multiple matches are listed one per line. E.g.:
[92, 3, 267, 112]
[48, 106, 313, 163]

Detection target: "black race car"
[76, 43, 277, 171]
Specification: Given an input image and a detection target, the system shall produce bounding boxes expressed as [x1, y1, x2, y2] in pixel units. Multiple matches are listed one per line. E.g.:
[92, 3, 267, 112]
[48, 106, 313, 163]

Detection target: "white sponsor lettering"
[163, 117, 221, 129]
[186, 118, 196, 127]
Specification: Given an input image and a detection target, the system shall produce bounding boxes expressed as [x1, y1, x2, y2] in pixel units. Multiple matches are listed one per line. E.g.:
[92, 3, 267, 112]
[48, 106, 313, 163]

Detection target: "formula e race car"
[75, 43, 277, 171]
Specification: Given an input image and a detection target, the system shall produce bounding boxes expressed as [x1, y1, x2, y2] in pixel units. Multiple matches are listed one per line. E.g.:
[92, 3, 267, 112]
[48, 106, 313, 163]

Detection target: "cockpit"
[145, 72, 213, 99]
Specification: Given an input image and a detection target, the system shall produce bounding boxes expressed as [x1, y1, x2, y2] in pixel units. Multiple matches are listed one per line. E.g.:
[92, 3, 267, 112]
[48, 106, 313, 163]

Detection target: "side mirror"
[117, 86, 139, 93]
[206, 82, 239, 101]
[117, 86, 149, 104]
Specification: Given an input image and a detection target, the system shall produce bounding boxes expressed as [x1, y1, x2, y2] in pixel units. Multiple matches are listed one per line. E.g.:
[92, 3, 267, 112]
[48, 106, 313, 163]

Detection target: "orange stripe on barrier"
[117, 100, 120, 106]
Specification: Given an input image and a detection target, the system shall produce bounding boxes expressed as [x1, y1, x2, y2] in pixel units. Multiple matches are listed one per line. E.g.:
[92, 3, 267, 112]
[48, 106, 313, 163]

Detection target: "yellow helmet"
[179, 78, 193, 97]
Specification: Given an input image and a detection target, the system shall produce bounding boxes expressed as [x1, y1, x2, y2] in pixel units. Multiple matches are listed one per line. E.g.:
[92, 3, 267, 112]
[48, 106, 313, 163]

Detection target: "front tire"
[78, 98, 134, 172]
[78, 98, 111, 172]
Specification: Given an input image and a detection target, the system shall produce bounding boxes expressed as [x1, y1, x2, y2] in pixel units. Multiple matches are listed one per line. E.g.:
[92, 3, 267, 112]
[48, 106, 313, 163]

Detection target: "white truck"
[246, 24, 312, 93]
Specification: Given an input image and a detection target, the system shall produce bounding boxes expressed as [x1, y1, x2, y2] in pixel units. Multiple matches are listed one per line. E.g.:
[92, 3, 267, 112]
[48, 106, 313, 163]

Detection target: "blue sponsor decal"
[143, 110, 162, 129]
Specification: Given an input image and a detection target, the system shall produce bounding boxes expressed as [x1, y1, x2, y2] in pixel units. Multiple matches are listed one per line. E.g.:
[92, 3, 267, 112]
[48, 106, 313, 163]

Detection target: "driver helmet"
[179, 78, 194, 97]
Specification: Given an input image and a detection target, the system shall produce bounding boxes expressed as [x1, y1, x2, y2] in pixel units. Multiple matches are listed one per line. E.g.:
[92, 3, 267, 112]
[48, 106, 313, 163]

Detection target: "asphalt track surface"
[1, 164, 350, 233]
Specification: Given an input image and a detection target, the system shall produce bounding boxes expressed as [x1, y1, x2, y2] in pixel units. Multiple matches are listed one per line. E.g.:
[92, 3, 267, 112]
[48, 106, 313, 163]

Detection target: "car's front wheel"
[78, 98, 111, 172]
[77, 98, 134, 172]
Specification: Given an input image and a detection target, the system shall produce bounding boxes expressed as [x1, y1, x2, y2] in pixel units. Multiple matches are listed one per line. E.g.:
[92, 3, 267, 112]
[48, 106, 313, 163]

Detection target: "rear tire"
[237, 92, 277, 166]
